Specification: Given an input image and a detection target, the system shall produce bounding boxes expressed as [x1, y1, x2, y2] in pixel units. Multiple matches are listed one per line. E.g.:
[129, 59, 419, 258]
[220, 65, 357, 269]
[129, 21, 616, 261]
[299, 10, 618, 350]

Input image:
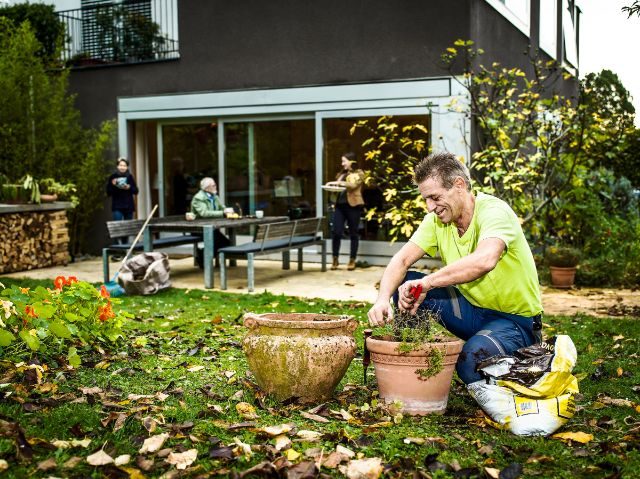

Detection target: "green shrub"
[0, 2, 64, 61]
[0, 19, 117, 255]
[0, 277, 128, 367]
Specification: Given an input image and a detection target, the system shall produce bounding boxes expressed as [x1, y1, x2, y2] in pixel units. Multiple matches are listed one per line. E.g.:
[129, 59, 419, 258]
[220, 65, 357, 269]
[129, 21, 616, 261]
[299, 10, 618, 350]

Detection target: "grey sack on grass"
[118, 252, 171, 295]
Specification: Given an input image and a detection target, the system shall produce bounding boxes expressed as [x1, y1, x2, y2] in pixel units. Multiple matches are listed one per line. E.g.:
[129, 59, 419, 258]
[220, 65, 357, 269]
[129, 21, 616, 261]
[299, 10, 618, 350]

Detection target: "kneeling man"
[367, 152, 542, 384]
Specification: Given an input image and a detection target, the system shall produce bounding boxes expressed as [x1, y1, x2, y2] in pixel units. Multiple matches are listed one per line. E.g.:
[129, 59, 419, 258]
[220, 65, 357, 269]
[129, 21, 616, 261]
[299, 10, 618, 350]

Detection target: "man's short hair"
[200, 177, 216, 190]
[413, 152, 471, 190]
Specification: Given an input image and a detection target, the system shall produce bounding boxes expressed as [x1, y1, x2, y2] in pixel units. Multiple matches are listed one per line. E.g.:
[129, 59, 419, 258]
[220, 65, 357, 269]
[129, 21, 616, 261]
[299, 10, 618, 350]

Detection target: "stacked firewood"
[0, 210, 69, 273]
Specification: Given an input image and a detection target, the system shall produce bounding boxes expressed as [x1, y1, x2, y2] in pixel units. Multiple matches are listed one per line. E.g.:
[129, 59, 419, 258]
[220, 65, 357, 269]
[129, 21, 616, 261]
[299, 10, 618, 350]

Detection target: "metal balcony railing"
[56, 0, 179, 65]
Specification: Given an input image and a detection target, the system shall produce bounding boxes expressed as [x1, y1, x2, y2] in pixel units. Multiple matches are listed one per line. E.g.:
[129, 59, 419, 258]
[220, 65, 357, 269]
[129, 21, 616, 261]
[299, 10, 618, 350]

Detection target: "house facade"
[53, 0, 581, 259]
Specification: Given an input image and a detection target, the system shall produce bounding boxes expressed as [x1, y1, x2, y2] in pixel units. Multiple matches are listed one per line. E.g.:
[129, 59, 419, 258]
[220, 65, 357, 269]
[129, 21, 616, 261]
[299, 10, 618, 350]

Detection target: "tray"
[322, 184, 346, 193]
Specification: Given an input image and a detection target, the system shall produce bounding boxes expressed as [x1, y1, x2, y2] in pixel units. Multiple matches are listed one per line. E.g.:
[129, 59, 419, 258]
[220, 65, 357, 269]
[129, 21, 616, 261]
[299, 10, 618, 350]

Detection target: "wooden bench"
[102, 219, 202, 282]
[218, 217, 326, 292]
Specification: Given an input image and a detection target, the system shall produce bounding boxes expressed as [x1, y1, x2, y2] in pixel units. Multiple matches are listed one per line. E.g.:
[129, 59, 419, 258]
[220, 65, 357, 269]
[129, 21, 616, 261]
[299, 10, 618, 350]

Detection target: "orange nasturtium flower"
[24, 305, 37, 318]
[54, 276, 66, 290]
[19, 287, 30, 294]
[54, 276, 79, 290]
[100, 285, 111, 299]
[99, 302, 115, 322]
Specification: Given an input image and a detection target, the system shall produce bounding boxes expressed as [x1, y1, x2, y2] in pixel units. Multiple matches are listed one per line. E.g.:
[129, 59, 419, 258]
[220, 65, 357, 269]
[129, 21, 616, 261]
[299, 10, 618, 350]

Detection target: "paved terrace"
[2, 256, 639, 317]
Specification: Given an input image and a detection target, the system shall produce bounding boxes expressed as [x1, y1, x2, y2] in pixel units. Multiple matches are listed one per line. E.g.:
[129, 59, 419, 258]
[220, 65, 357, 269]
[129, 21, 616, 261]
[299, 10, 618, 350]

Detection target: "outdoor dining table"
[143, 215, 289, 289]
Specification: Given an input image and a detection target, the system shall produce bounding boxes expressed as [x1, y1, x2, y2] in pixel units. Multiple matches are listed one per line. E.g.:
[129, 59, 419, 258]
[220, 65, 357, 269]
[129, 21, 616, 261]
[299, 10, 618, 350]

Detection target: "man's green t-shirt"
[409, 192, 542, 317]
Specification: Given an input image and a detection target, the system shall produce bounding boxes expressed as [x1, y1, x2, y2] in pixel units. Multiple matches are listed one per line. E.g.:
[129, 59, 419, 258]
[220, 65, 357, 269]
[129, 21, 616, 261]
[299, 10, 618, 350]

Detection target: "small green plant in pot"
[365, 286, 464, 415]
[545, 245, 581, 288]
[38, 178, 78, 205]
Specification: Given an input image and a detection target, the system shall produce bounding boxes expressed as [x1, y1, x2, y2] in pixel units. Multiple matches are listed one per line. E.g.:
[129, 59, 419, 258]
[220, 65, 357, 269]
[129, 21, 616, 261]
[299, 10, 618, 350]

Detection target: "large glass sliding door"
[224, 119, 315, 218]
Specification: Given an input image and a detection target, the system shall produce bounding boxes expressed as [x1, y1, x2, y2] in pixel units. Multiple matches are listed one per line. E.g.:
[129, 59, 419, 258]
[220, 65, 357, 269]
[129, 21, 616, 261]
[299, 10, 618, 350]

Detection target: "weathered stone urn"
[243, 312, 358, 403]
[366, 335, 464, 415]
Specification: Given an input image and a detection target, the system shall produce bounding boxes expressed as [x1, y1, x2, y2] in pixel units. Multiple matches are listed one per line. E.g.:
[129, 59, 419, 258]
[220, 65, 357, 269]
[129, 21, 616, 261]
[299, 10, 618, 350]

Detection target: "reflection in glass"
[323, 115, 430, 242]
[224, 120, 315, 218]
[162, 123, 218, 215]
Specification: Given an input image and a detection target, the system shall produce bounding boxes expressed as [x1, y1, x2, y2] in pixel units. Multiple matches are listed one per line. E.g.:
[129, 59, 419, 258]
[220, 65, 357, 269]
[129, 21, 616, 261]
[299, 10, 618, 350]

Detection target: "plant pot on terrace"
[545, 245, 581, 289]
[243, 312, 357, 403]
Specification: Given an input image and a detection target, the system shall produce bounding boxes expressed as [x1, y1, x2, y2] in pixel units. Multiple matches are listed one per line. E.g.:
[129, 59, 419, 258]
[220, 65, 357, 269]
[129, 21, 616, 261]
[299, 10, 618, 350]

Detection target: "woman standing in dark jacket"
[106, 157, 139, 221]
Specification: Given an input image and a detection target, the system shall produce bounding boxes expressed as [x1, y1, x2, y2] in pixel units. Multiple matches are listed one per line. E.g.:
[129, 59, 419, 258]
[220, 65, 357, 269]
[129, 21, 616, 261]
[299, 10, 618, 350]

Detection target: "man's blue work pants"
[393, 271, 542, 384]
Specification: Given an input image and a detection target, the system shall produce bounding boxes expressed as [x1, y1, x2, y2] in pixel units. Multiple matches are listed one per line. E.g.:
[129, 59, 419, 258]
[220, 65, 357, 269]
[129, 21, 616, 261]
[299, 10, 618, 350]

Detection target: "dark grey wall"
[471, 0, 531, 67]
[68, 1, 578, 128]
[69, 0, 476, 127]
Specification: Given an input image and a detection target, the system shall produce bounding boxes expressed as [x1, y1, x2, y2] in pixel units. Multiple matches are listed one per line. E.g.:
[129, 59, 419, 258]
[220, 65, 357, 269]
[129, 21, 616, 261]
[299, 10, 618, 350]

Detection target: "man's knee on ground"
[456, 334, 502, 384]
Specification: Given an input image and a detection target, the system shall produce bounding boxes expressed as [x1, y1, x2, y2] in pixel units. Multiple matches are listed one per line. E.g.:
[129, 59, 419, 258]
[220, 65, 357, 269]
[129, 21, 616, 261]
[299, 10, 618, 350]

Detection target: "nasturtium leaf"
[36, 327, 49, 339]
[34, 286, 48, 296]
[50, 320, 72, 338]
[19, 329, 40, 351]
[61, 295, 77, 305]
[77, 290, 93, 300]
[34, 304, 56, 319]
[0, 329, 15, 346]
[65, 312, 80, 321]
[68, 347, 81, 367]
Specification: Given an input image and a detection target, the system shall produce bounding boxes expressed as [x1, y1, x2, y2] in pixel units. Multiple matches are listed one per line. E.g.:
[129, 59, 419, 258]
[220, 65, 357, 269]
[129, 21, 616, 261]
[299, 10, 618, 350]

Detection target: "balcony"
[56, 0, 179, 66]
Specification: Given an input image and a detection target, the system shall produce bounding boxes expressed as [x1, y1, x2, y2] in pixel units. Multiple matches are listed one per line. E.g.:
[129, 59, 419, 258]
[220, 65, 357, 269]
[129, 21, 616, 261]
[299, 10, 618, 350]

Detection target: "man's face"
[205, 181, 217, 194]
[418, 175, 465, 224]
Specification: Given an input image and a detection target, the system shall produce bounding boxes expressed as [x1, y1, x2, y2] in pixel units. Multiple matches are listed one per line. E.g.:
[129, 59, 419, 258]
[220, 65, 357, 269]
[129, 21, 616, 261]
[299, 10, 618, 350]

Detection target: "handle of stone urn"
[346, 317, 358, 333]
[243, 313, 260, 329]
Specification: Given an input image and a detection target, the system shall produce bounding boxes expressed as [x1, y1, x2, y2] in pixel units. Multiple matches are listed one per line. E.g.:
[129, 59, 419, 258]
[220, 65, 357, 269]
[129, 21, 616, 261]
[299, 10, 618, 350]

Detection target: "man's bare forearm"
[376, 255, 411, 303]
[423, 239, 503, 289]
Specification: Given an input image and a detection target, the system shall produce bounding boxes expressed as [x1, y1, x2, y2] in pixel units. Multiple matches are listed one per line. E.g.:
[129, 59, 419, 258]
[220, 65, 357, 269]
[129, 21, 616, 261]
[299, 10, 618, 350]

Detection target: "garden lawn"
[0, 278, 638, 478]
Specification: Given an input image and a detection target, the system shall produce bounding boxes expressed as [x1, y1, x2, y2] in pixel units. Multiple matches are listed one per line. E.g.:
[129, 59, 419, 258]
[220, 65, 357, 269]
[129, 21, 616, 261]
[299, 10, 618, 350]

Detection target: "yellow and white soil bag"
[467, 335, 578, 436]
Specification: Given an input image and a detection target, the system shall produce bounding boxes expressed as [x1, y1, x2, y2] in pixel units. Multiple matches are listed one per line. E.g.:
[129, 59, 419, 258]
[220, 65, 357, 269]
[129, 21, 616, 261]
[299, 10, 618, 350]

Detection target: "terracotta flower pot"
[40, 193, 58, 203]
[549, 266, 577, 289]
[243, 312, 358, 403]
[366, 335, 464, 415]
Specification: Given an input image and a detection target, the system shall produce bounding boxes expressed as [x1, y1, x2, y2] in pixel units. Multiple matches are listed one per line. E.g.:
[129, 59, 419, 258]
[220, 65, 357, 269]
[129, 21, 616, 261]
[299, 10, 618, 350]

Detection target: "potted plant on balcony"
[365, 285, 464, 415]
[545, 245, 581, 289]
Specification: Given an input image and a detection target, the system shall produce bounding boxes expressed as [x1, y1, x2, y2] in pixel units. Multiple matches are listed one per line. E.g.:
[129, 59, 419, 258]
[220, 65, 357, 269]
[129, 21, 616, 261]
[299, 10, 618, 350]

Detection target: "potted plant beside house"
[545, 245, 581, 289]
[365, 286, 464, 415]
[0, 174, 40, 204]
[39, 178, 77, 204]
